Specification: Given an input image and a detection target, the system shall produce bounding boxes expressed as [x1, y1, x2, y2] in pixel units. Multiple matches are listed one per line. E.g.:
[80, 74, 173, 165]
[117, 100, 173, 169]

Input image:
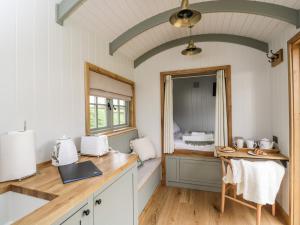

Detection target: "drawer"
[61, 201, 92, 225]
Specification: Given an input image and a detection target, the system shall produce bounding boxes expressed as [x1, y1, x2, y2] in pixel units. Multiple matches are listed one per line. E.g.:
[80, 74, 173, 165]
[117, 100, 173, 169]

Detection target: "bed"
[174, 131, 215, 152]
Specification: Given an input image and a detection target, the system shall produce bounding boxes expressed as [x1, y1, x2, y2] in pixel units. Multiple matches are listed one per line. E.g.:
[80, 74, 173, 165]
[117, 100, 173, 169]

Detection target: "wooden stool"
[220, 157, 276, 225]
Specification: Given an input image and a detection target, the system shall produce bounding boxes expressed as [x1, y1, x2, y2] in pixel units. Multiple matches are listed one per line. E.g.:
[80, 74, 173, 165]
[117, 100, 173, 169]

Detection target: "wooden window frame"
[160, 65, 232, 184]
[84, 62, 136, 135]
[288, 32, 300, 225]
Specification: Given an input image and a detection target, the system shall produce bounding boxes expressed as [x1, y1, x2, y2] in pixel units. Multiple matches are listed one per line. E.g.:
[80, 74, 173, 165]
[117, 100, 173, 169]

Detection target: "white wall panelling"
[0, 0, 133, 163]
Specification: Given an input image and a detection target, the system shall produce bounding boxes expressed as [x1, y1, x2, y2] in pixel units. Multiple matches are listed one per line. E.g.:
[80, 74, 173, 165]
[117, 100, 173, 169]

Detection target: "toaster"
[81, 135, 109, 157]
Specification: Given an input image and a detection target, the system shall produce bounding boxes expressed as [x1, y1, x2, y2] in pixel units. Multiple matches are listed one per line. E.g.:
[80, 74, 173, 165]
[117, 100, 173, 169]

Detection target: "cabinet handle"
[95, 199, 102, 205]
[82, 209, 90, 216]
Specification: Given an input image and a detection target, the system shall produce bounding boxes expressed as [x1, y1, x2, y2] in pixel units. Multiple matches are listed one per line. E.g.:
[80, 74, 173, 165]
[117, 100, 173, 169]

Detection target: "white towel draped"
[223, 159, 285, 205]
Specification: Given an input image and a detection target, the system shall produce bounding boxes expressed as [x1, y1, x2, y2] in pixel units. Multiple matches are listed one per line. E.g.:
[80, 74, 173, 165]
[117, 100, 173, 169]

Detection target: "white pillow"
[130, 137, 156, 162]
[173, 121, 180, 133]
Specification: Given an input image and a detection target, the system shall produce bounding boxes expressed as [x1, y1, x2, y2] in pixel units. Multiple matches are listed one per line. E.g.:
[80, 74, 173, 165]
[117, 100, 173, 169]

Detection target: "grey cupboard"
[55, 164, 137, 225]
[166, 155, 222, 192]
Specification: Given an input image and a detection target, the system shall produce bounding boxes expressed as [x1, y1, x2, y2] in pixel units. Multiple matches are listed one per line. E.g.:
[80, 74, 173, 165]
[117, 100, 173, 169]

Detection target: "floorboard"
[139, 186, 286, 225]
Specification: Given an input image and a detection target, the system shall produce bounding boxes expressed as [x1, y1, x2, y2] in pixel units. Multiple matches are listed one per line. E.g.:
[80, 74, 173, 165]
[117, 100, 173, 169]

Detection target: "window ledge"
[94, 127, 137, 137]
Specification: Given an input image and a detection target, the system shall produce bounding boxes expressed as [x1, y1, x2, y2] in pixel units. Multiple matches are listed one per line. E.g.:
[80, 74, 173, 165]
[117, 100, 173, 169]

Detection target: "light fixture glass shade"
[181, 40, 202, 55]
[169, 0, 201, 28]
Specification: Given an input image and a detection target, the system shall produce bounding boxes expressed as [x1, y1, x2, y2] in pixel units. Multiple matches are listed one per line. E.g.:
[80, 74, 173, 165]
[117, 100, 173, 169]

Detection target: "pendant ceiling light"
[181, 27, 202, 56]
[181, 39, 202, 55]
[169, 0, 201, 28]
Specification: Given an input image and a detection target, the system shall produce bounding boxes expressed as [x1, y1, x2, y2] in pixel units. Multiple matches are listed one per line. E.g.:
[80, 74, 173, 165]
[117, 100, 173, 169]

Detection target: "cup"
[235, 138, 244, 149]
[246, 139, 257, 149]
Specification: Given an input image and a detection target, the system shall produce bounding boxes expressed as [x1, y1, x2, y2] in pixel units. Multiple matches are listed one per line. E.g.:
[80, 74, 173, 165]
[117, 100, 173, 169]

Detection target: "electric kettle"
[51, 136, 78, 166]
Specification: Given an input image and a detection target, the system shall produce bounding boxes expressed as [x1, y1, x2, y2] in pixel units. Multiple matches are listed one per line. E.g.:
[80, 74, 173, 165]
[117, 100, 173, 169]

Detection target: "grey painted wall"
[173, 76, 216, 133]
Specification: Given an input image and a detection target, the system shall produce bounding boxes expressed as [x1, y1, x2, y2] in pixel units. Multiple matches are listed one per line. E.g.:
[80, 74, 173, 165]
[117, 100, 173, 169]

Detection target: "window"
[113, 99, 128, 127]
[85, 63, 135, 135]
[89, 96, 129, 133]
[89, 96, 108, 130]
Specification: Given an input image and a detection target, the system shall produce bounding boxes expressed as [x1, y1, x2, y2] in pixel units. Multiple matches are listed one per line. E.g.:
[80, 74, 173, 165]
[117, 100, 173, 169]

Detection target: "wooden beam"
[110, 1, 299, 55]
[134, 34, 268, 68]
[56, 0, 86, 25]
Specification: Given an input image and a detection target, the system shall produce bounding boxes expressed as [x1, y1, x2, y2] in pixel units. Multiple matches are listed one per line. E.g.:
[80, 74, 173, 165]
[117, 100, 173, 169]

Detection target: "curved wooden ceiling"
[66, 0, 300, 66]
[109, 1, 300, 55]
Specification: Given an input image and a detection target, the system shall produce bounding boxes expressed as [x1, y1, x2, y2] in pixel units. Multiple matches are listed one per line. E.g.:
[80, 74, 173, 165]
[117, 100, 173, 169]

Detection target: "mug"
[235, 138, 244, 149]
[246, 139, 257, 149]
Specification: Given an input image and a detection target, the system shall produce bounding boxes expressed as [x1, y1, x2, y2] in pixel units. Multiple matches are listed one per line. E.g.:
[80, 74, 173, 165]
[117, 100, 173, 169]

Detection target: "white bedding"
[182, 133, 214, 142]
[174, 138, 215, 151]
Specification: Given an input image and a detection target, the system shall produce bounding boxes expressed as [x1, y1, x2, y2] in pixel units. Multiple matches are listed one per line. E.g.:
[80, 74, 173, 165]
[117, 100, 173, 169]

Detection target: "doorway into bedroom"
[173, 74, 216, 152]
[160, 65, 233, 183]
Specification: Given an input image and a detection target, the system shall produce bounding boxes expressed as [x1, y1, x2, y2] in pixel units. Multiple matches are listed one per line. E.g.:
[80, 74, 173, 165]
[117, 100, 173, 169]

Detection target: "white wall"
[268, 26, 300, 214]
[0, 0, 133, 163]
[134, 42, 271, 157]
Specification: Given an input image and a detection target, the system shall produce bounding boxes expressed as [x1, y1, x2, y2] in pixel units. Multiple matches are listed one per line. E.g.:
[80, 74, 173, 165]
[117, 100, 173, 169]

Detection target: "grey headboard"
[108, 129, 139, 153]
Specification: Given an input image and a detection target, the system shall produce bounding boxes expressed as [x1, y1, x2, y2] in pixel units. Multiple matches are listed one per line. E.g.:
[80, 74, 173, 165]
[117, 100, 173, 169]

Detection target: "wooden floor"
[139, 186, 285, 225]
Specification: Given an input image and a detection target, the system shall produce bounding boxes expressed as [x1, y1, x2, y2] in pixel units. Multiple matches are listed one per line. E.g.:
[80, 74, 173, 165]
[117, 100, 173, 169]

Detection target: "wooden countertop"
[0, 151, 138, 225]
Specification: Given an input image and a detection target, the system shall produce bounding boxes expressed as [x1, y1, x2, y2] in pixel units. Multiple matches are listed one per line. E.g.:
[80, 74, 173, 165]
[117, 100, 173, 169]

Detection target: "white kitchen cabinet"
[56, 164, 137, 225]
[93, 170, 135, 225]
[61, 199, 93, 225]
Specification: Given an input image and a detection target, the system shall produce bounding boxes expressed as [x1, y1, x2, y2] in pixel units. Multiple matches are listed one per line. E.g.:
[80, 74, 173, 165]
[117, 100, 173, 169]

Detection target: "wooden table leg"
[272, 203, 276, 216]
[256, 204, 262, 225]
[221, 182, 226, 213]
[233, 184, 237, 199]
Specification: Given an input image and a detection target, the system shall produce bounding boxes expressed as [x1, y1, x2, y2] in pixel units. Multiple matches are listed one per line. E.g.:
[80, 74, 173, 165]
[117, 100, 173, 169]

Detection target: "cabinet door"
[61, 203, 92, 225]
[179, 159, 221, 185]
[94, 171, 134, 225]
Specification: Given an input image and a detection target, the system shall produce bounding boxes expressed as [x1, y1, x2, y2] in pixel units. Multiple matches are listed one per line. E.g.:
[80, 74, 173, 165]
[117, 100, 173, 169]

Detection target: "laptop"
[58, 160, 102, 184]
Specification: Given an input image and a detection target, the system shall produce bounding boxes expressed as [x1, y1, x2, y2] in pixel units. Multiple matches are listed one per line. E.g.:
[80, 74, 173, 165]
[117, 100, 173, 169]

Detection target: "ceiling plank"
[110, 1, 299, 55]
[134, 34, 269, 68]
[56, 0, 86, 25]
